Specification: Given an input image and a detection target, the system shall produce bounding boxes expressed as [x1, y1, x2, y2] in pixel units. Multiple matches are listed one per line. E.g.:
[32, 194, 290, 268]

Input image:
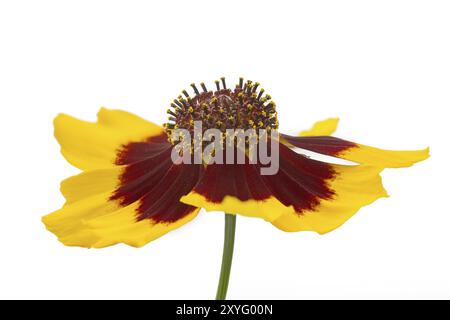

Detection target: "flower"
[43, 78, 429, 248]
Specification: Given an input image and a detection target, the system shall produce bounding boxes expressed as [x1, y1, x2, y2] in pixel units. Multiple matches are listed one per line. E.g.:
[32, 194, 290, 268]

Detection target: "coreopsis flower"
[43, 77, 428, 299]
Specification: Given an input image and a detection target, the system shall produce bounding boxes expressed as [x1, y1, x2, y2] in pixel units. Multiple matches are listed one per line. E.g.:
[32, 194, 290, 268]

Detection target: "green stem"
[215, 213, 237, 300]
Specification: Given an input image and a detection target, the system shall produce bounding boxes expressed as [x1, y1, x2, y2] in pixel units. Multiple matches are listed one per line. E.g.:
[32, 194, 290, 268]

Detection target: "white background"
[0, 0, 449, 300]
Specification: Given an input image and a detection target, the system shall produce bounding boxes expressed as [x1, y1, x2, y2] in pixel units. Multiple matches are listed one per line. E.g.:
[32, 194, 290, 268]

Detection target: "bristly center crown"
[164, 77, 278, 144]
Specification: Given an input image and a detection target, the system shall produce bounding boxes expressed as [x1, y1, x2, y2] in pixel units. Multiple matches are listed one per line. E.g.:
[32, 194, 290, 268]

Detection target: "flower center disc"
[164, 77, 278, 144]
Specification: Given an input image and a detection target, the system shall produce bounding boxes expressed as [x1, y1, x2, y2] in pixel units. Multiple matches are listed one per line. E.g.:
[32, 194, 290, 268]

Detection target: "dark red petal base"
[281, 134, 357, 157]
[191, 142, 337, 214]
[110, 133, 341, 221]
[110, 133, 201, 223]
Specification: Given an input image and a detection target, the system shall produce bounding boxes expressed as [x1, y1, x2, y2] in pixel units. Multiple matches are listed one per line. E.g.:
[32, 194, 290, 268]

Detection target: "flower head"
[164, 77, 278, 144]
[43, 78, 429, 248]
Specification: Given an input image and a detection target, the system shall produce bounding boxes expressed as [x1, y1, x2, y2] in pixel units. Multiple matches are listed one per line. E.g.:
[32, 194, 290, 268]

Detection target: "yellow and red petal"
[281, 134, 429, 168]
[43, 130, 202, 248]
[271, 164, 387, 233]
[181, 160, 290, 222]
[299, 118, 340, 136]
[54, 108, 164, 170]
[43, 194, 200, 248]
[181, 143, 379, 234]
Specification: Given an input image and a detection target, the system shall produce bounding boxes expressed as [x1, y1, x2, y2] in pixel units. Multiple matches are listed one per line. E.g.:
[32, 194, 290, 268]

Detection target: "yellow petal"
[180, 193, 288, 222]
[54, 108, 164, 170]
[299, 118, 340, 136]
[42, 193, 199, 248]
[340, 145, 430, 168]
[282, 134, 429, 168]
[60, 168, 122, 204]
[272, 165, 388, 234]
[96, 108, 160, 133]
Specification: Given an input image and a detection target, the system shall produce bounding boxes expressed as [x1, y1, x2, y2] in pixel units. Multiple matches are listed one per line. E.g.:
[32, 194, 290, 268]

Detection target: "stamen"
[167, 109, 177, 117]
[264, 103, 276, 114]
[238, 92, 244, 103]
[246, 80, 253, 94]
[174, 100, 183, 108]
[179, 97, 188, 106]
[221, 77, 227, 89]
[164, 77, 279, 148]
[246, 83, 253, 94]
[211, 96, 219, 106]
[257, 88, 265, 100]
[190, 83, 200, 95]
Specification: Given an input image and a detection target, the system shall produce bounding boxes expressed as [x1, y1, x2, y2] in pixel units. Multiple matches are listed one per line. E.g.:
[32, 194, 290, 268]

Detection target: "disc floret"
[164, 77, 278, 145]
